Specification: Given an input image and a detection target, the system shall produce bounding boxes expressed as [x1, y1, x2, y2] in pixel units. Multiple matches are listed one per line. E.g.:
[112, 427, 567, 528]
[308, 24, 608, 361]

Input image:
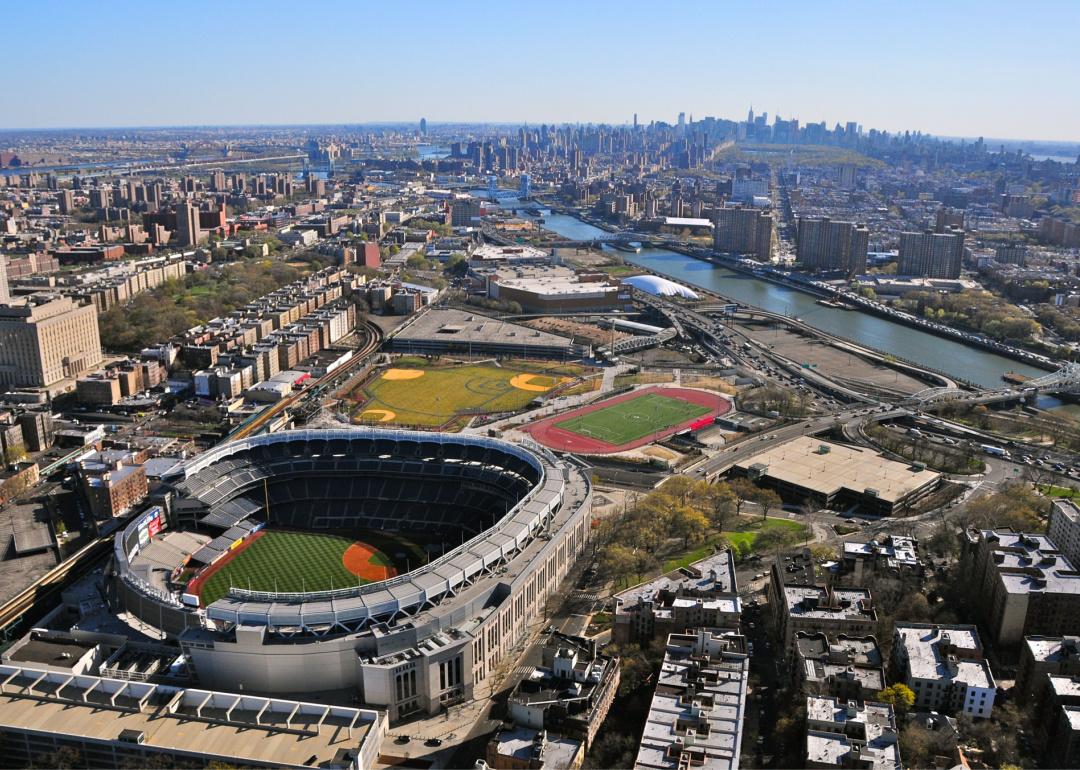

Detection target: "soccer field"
[351, 361, 577, 428]
[553, 392, 711, 445]
[194, 530, 423, 606]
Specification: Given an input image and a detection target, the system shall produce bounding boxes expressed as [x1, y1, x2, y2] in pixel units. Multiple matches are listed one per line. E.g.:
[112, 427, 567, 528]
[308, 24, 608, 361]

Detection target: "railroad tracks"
[229, 320, 383, 442]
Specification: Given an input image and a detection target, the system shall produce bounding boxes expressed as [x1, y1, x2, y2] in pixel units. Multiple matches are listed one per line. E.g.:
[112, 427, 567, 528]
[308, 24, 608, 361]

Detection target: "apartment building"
[793, 633, 886, 701]
[795, 217, 869, 275]
[634, 629, 749, 770]
[804, 697, 901, 770]
[897, 228, 965, 279]
[892, 624, 996, 718]
[1050, 499, 1080, 568]
[713, 206, 773, 261]
[962, 529, 1080, 648]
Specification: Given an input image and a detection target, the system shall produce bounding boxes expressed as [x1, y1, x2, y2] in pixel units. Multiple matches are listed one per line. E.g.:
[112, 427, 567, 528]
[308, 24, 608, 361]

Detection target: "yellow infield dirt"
[359, 408, 396, 422]
[509, 373, 566, 392]
[382, 368, 426, 381]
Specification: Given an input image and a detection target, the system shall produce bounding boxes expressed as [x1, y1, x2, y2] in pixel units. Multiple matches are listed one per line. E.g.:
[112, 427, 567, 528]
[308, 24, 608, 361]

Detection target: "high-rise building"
[935, 207, 965, 233]
[796, 217, 869, 275]
[0, 255, 9, 304]
[897, 228, 965, 278]
[714, 206, 773, 261]
[209, 170, 226, 192]
[175, 200, 204, 247]
[0, 296, 103, 388]
[419, 117, 427, 136]
[519, 173, 531, 199]
[57, 189, 74, 214]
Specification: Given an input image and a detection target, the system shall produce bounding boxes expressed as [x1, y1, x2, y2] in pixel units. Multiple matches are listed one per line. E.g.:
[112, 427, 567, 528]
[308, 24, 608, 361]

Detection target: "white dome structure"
[621, 274, 699, 300]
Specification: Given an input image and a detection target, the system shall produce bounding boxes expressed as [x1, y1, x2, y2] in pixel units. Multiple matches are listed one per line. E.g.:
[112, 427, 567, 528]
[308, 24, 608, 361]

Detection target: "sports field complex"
[525, 386, 731, 453]
[348, 359, 583, 428]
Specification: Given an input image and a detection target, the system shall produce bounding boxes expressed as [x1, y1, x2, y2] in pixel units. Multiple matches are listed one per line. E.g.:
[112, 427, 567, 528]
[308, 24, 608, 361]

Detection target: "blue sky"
[5, 0, 1079, 141]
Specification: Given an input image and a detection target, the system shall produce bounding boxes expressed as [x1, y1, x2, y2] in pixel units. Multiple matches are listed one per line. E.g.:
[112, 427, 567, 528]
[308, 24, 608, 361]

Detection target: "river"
[533, 210, 1050, 389]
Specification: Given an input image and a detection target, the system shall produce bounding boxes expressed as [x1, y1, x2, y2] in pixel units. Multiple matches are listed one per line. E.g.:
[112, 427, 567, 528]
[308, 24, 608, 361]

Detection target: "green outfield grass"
[196, 530, 426, 606]
[351, 361, 581, 428]
[554, 392, 711, 445]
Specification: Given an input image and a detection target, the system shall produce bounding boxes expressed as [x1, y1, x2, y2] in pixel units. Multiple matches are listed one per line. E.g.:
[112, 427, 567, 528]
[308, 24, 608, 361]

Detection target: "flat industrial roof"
[734, 436, 940, 504]
[390, 307, 577, 348]
[0, 664, 380, 769]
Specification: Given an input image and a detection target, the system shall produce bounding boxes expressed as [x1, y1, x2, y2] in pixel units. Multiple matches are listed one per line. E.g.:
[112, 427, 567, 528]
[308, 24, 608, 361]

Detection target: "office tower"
[898, 228, 965, 279]
[714, 206, 774, 262]
[796, 217, 869, 275]
[419, 117, 427, 136]
[520, 173, 531, 199]
[175, 200, 204, 247]
[0, 255, 9, 304]
[677, 112, 686, 129]
[0, 296, 103, 388]
[633, 113, 638, 128]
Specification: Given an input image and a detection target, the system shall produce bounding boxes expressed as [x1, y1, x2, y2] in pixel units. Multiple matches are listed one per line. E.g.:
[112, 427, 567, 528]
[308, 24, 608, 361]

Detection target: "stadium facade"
[114, 428, 592, 723]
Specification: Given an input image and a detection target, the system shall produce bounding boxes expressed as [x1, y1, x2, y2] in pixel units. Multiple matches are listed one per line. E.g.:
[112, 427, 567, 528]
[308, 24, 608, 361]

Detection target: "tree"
[706, 483, 738, 533]
[660, 475, 698, 505]
[961, 482, 1046, 532]
[756, 488, 782, 521]
[876, 683, 915, 716]
[444, 253, 469, 277]
[670, 505, 709, 548]
[728, 477, 760, 516]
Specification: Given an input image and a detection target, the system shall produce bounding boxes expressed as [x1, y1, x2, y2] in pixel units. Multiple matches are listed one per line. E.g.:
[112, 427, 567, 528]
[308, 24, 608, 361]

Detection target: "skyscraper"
[796, 217, 869, 275]
[420, 117, 427, 136]
[897, 228, 965, 278]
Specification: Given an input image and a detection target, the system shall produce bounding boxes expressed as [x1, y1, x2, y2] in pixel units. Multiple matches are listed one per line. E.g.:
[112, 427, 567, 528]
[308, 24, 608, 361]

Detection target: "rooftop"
[0, 664, 383, 769]
[1023, 635, 1080, 664]
[634, 630, 748, 770]
[894, 624, 994, 690]
[784, 586, 876, 623]
[735, 436, 940, 505]
[389, 307, 578, 350]
[805, 697, 901, 770]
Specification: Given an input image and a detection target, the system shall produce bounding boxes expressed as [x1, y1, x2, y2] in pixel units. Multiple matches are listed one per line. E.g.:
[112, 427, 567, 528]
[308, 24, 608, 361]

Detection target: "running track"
[524, 386, 731, 454]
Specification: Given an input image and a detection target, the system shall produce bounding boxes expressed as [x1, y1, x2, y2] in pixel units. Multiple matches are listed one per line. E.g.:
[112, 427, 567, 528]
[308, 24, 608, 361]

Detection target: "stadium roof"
[621, 275, 699, 300]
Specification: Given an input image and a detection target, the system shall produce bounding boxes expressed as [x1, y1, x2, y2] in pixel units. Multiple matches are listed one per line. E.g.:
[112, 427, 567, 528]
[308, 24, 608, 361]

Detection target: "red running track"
[525, 386, 732, 454]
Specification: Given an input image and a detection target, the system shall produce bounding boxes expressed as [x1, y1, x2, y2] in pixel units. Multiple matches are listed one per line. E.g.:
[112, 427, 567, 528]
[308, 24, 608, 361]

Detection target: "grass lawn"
[351, 361, 579, 428]
[660, 517, 808, 572]
[554, 392, 710, 445]
[196, 530, 427, 606]
[1040, 484, 1080, 499]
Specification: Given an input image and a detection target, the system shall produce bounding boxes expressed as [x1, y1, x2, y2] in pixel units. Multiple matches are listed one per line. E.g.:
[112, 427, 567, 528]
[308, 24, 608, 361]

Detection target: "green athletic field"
[195, 530, 425, 606]
[351, 360, 582, 428]
[553, 392, 711, 445]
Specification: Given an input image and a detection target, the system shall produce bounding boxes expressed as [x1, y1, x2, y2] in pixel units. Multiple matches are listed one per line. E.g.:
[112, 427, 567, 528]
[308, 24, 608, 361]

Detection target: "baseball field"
[191, 529, 429, 606]
[349, 359, 583, 428]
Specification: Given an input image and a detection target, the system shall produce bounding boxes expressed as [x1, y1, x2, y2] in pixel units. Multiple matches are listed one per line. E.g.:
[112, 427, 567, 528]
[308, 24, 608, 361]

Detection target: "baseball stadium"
[113, 428, 592, 723]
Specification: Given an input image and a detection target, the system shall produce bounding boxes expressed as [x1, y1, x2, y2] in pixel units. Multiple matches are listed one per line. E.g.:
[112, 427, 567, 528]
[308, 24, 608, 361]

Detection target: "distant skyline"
[5, 0, 1080, 142]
